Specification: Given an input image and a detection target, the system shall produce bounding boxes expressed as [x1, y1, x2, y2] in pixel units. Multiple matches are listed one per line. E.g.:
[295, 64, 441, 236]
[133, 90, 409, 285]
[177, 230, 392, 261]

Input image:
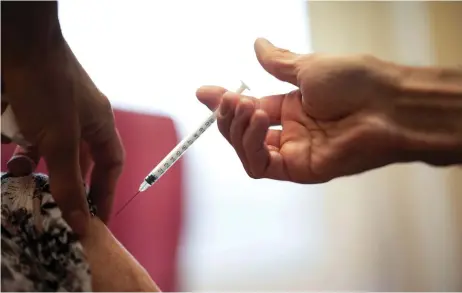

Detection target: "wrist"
[391, 64, 462, 166]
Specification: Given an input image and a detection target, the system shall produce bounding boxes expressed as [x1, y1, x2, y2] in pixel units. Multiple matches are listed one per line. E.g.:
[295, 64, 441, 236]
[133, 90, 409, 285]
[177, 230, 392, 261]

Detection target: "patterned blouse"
[1, 172, 95, 291]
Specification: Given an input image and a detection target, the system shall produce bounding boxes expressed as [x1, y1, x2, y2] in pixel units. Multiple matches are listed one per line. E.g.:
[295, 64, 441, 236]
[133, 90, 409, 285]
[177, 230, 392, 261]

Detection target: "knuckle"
[103, 147, 125, 173]
[242, 137, 253, 151]
[99, 94, 114, 112]
[109, 151, 125, 167]
[108, 149, 125, 176]
[112, 152, 125, 173]
[272, 48, 297, 66]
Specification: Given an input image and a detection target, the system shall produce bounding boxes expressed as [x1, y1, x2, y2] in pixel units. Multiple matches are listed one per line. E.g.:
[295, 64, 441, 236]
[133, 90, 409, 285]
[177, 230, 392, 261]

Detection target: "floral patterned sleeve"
[1, 172, 96, 292]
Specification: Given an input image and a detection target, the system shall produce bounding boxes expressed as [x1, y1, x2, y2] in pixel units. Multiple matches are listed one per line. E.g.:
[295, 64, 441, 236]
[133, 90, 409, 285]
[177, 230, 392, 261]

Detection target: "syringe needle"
[116, 81, 249, 216]
[115, 81, 250, 216]
[137, 81, 250, 192]
[115, 190, 140, 216]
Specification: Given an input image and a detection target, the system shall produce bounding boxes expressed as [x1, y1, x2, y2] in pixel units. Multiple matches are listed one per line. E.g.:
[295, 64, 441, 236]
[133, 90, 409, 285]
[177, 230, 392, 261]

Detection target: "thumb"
[7, 145, 40, 176]
[254, 38, 299, 86]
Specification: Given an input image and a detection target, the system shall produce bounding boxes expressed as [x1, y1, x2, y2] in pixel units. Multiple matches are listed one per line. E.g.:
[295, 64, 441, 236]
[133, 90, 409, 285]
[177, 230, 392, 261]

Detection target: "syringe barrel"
[141, 81, 249, 189]
[143, 111, 218, 185]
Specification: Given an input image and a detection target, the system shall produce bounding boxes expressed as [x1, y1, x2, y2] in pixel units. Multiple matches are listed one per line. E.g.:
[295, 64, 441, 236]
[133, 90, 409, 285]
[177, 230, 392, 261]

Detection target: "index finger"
[196, 85, 285, 125]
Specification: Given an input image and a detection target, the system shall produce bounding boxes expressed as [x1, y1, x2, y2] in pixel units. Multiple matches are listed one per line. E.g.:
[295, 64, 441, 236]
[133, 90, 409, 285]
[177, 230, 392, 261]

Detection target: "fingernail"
[255, 38, 274, 51]
[258, 37, 273, 46]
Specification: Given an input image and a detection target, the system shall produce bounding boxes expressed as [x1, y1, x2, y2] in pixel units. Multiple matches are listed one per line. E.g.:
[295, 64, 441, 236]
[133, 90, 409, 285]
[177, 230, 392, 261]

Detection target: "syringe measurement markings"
[139, 81, 249, 191]
[146, 115, 217, 181]
[115, 82, 250, 216]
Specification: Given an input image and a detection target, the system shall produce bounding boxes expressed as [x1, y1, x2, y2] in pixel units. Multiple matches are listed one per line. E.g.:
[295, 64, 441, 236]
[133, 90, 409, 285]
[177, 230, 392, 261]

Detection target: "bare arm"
[81, 218, 160, 292]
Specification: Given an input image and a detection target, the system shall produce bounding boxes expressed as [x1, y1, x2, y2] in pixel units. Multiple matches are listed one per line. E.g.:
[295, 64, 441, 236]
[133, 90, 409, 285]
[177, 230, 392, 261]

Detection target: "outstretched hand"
[197, 38, 404, 183]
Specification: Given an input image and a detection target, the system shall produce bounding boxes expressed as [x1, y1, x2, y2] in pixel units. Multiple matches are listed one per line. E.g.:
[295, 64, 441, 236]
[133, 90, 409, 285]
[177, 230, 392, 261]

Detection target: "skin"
[81, 218, 160, 292]
[196, 38, 462, 183]
[76, 145, 159, 292]
[2, 2, 461, 290]
[2, 2, 153, 288]
[5, 143, 160, 292]
[1, 2, 124, 235]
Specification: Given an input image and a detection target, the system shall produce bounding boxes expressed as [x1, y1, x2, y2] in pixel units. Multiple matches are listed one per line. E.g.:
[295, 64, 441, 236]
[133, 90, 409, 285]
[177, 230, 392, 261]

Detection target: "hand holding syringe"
[116, 81, 250, 215]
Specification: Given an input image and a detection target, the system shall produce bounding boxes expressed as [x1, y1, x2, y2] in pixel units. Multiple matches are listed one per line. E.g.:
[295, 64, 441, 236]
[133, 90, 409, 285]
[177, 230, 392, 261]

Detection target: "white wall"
[308, 1, 462, 290]
[59, 0, 326, 291]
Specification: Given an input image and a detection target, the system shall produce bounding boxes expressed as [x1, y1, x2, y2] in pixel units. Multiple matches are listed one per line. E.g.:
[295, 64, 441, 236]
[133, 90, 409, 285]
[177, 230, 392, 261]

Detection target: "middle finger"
[229, 96, 255, 174]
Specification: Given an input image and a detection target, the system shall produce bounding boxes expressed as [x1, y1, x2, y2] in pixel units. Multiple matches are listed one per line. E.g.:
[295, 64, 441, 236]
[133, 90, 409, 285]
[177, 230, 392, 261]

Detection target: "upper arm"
[1, 173, 159, 292]
[80, 218, 161, 292]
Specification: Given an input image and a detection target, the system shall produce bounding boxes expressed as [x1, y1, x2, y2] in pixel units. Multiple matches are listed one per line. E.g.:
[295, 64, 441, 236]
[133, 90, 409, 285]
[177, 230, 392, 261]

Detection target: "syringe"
[116, 81, 250, 215]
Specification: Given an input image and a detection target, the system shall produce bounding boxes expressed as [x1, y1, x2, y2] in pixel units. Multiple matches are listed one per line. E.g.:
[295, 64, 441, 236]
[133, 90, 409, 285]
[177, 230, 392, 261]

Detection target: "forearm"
[393, 65, 462, 165]
[1, 1, 65, 67]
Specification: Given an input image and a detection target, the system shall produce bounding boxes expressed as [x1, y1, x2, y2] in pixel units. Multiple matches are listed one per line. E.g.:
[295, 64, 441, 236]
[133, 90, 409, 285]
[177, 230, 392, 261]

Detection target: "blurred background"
[56, 0, 462, 291]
